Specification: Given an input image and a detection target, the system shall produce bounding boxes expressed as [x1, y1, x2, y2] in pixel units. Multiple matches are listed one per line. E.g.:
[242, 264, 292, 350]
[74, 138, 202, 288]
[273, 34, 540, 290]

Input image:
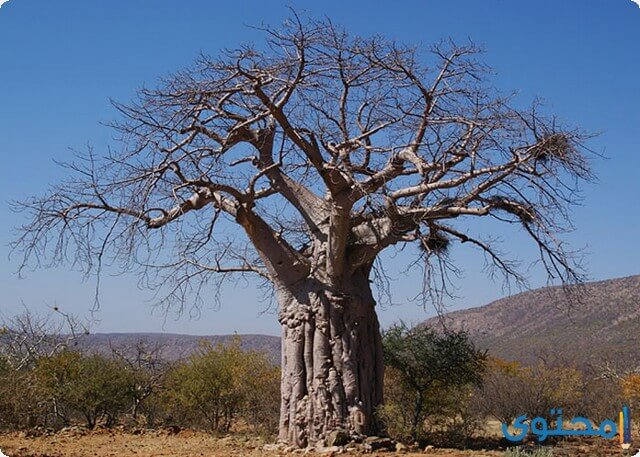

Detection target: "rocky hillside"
[76, 275, 639, 368]
[423, 275, 640, 367]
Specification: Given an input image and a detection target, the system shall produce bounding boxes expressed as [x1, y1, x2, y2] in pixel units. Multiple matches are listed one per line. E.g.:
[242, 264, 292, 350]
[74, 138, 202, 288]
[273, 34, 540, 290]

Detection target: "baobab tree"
[12, 16, 592, 447]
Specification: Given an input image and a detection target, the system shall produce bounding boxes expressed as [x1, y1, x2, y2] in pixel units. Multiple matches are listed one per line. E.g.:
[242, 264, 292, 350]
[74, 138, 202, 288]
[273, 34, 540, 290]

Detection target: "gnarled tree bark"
[278, 271, 383, 447]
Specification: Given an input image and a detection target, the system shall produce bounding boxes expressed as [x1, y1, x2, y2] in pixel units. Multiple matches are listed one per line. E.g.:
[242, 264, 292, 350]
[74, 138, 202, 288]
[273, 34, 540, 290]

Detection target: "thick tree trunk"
[277, 271, 384, 447]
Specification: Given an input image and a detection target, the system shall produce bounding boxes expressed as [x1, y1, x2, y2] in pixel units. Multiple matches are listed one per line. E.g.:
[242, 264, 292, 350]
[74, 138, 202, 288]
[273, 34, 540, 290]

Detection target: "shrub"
[110, 340, 170, 426]
[0, 357, 47, 429]
[423, 384, 484, 445]
[621, 374, 640, 427]
[380, 323, 487, 444]
[34, 351, 133, 428]
[473, 359, 584, 426]
[575, 377, 624, 423]
[377, 367, 419, 444]
[162, 338, 279, 434]
[237, 349, 280, 435]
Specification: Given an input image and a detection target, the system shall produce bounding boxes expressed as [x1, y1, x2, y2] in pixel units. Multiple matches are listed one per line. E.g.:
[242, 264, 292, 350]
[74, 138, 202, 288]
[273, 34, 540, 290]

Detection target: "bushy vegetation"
[379, 323, 487, 445]
[473, 359, 585, 424]
[162, 339, 279, 434]
[474, 358, 630, 429]
[1, 311, 636, 452]
[377, 326, 636, 447]
[0, 333, 280, 435]
[0, 358, 45, 429]
[622, 374, 640, 411]
[35, 351, 134, 428]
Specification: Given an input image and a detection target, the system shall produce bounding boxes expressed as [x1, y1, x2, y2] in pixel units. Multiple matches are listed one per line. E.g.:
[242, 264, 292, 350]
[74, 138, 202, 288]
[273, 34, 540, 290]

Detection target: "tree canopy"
[12, 16, 592, 313]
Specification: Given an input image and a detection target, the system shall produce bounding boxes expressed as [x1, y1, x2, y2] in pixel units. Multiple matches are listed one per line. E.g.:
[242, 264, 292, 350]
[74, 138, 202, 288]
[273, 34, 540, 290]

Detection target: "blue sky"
[1, 0, 639, 336]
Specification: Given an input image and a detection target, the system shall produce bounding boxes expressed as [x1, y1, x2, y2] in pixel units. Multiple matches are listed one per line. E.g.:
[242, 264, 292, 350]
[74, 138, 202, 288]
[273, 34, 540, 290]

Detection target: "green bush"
[162, 338, 279, 434]
[35, 351, 134, 428]
[0, 335, 280, 434]
[0, 357, 48, 429]
[379, 323, 487, 444]
[376, 367, 417, 443]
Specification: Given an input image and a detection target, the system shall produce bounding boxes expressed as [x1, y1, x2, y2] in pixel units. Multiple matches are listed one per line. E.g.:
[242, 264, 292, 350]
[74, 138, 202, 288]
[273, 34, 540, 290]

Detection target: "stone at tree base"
[317, 445, 344, 454]
[326, 429, 350, 447]
[395, 442, 408, 452]
[263, 443, 287, 452]
[363, 436, 395, 451]
[344, 443, 359, 452]
[424, 444, 435, 453]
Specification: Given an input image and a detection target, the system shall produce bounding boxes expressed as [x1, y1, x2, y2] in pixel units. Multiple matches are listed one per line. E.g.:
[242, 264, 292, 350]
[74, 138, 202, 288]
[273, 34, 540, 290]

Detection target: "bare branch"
[11, 16, 594, 314]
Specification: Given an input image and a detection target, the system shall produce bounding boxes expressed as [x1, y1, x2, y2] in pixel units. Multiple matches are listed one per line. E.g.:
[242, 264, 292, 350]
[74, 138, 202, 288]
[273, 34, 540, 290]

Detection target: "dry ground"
[0, 429, 633, 457]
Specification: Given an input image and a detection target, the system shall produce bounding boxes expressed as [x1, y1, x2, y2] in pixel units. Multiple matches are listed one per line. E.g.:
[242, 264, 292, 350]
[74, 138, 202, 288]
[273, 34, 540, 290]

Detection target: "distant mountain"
[79, 332, 281, 364]
[422, 275, 640, 367]
[77, 275, 640, 369]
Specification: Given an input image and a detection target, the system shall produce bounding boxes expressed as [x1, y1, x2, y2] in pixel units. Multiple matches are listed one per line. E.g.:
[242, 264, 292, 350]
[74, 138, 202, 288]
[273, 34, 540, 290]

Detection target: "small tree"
[35, 351, 133, 428]
[163, 346, 237, 432]
[0, 309, 90, 429]
[577, 376, 624, 423]
[163, 338, 278, 433]
[110, 339, 170, 424]
[380, 323, 486, 442]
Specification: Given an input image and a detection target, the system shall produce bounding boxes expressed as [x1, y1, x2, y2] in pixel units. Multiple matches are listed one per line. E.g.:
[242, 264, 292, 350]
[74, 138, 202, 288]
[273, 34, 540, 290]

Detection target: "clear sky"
[1, 0, 639, 336]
